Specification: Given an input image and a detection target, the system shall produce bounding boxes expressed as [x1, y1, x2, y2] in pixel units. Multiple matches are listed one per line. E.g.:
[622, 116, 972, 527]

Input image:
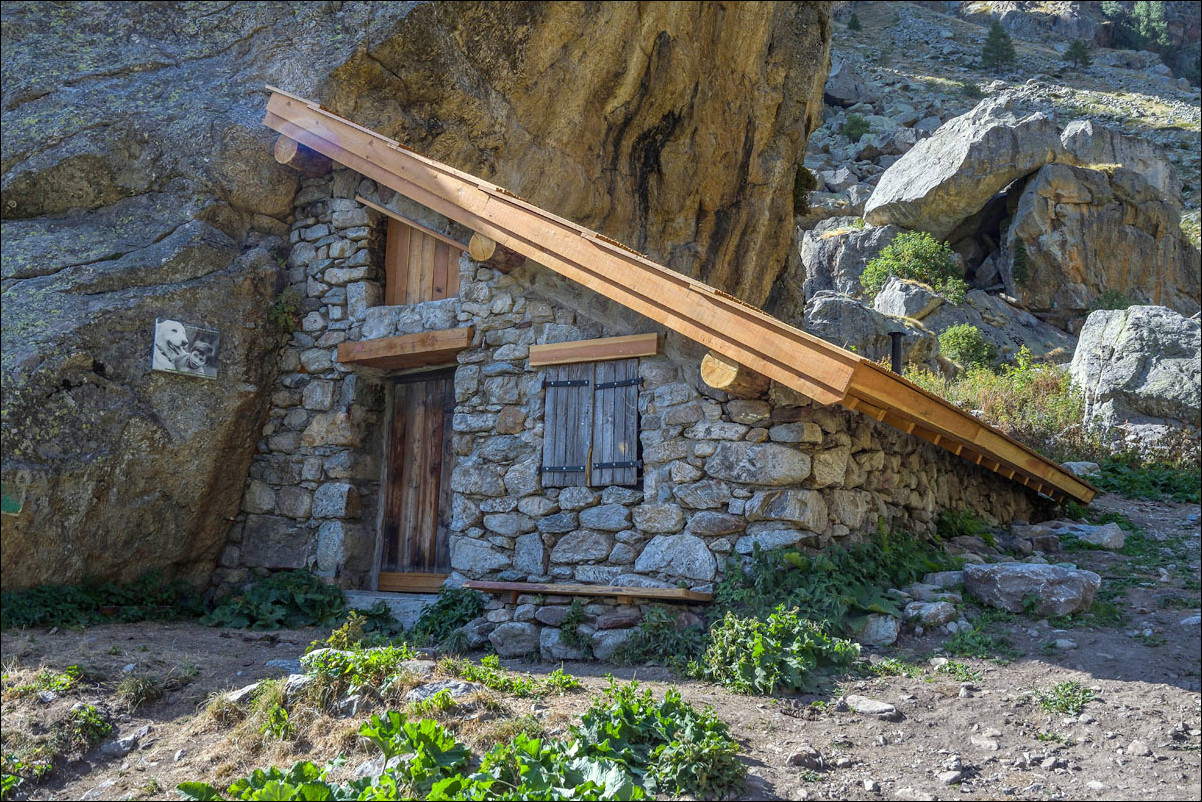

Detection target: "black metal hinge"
[540, 465, 586, 473]
[543, 379, 590, 388]
[592, 460, 642, 470]
[595, 377, 643, 390]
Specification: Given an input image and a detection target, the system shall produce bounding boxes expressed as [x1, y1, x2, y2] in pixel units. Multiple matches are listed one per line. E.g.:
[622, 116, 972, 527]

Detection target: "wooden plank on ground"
[463, 580, 712, 603]
[529, 333, 659, 367]
[337, 327, 473, 370]
[378, 572, 448, 593]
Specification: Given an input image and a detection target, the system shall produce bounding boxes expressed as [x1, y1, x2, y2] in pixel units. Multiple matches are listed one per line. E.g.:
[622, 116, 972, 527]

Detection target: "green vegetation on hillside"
[980, 20, 1017, 72]
[861, 231, 968, 303]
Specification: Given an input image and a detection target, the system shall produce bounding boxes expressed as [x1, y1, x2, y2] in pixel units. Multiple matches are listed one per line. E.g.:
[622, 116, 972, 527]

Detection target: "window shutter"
[591, 358, 641, 486]
[541, 363, 593, 487]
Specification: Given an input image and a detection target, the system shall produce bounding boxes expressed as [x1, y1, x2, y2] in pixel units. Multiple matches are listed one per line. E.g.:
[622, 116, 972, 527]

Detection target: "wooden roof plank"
[262, 89, 1097, 505]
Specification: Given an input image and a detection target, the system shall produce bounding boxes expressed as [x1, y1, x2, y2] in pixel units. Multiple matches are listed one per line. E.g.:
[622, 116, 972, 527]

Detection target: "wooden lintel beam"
[356, 195, 467, 251]
[336, 327, 473, 370]
[529, 333, 659, 367]
[700, 350, 770, 398]
[274, 135, 331, 177]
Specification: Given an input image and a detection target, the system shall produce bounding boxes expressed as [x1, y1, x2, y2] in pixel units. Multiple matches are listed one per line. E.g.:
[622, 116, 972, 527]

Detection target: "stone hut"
[215, 90, 1094, 659]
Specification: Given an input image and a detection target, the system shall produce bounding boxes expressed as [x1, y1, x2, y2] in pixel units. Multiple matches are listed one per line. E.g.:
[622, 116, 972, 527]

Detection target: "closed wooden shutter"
[541, 363, 593, 487]
[591, 358, 641, 486]
[541, 357, 640, 487]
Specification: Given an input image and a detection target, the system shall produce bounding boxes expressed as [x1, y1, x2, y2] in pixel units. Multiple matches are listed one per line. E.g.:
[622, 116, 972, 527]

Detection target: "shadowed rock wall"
[1, 1, 832, 590]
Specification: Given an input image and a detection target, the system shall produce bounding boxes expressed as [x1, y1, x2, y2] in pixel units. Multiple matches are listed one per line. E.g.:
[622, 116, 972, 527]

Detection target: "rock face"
[803, 292, 937, 366]
[1069, 306, 1202, 434]
[1008, 165, 1201, 324]
[962, 563, 1101, 618]
[800, 218, 903, 300]
[1, 2, 834, 590]
[922, 290, 1077, 364]
[864, 94, 1063, 240]
[824, 58, 875, 107]
[1059, 120, 1184, 209]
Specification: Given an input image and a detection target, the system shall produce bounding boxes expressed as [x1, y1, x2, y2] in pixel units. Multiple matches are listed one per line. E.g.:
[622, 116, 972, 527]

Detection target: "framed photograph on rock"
[151, 318, 220, 379]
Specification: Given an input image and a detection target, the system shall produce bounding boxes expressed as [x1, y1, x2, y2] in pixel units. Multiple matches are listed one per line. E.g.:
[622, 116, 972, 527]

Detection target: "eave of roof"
[261, 87, 1097, 505]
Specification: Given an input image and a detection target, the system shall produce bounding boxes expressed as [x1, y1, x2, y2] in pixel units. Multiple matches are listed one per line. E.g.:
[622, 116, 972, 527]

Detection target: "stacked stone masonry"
[221, 167, 1049, 659]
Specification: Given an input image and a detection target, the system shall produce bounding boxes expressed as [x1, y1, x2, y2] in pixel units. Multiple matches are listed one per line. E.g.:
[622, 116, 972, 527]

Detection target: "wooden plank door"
[379, 373, 454, 588]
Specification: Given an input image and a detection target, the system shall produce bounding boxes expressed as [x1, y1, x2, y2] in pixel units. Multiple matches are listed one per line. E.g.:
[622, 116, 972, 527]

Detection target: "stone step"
[344, 591, 438, 629]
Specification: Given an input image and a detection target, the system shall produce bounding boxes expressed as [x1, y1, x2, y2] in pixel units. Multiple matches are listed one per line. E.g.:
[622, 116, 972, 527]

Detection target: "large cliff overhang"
[262, 87, 1097, 505]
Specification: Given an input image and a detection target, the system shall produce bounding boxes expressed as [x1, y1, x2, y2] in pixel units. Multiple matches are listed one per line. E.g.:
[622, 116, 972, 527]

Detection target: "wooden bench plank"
[378, 571, 448, 593]
[463, 580, 712, 603]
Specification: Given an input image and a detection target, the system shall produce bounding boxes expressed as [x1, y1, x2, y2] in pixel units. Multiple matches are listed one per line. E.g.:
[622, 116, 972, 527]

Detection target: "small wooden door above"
[378, 372, 454, 592]
[383, 217, 464, 305]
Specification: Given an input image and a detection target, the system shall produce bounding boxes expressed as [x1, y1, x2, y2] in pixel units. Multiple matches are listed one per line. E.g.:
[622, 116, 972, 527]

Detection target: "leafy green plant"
[617, 606, 708, 668]
[301, 642, 420, 700]
[841, 113, 871, 143]
[268, 287, 303, 334]
[406, 588, 486, 648]
[939, 324, 993, 368]
[202, 570, 345, 630]
[6, 665, 83, 698]
[438, 654, 581, 698]
[1, 572, 203, 630]
[943, 611, 1020, 662]
[936, 508, 992, 543]
[690, 607, 859, 695]
[558, 599, 592, 654]
[935, 660, 981, 683]
[68, 705, 112, 747]
[260, 704, 294, 740]
[867, 657, 924, 678]
[1095, 452, 1201, 503]
[572, 679, 746, 798]
[1, 766, 21, 801]
[409, 689, 457, 717]
[1033, 681, 1094, 716]
[861, 231, 967, 304]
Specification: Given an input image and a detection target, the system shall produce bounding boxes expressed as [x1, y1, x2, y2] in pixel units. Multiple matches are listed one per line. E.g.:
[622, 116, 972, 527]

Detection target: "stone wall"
[221, 169, 1050, 659]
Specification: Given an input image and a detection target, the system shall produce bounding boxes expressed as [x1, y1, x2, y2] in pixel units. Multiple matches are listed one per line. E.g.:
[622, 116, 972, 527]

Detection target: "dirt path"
[2, 493, 1199, 801]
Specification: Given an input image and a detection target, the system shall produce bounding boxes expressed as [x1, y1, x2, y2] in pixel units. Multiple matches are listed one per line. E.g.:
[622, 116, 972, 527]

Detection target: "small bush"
[980, 20, 1017, 72]
[847, 11, 862, 31]
[1, 572, 203, 631]
[1063, 39, 1091, 68]
[201, 570, 345, 630]
[861, 231, 967, 303]
[268, 287, 302, 334]
[690, 607, 859, 694]
[958, 80, 984, 99]
[115, 675, 164, 713]
[1090, 289, 1133, 311]
[939, 323, 993, 368]
[1033, 681, 1094, 716]
[617, 606, 708, 668]
[841, 113, 871, 143]
[793, 165, 818, 215]
[559, 599, 591, 654]
[1011, 239, 1030, 284]
[407, 587, 486, 648]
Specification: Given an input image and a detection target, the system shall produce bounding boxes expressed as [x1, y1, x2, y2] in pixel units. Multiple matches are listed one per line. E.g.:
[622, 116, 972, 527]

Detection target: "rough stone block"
[513, 533, 545, 575]
[705, 442, 811, 485]
[550, 530, 613, 563]
[489, 622, 540, 658]
[240, 515, 309, 570]
[243, 480, 276, 515]
[633, 534, 716, 581]
[451, 537, 510, 573]
[745, 489, 827, 531]
[313, 482, 361, 519]
[579, 504, 631, 532]
[277, 486, 313, 519]
[632, 503, 685, 534]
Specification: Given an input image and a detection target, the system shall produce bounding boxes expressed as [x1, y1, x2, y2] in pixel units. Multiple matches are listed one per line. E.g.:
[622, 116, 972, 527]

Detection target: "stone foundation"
[217, 167, 1052, 641]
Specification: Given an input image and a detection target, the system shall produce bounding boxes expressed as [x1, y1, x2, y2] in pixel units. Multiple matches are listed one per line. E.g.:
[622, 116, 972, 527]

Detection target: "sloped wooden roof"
[262, 87, 1096, 505]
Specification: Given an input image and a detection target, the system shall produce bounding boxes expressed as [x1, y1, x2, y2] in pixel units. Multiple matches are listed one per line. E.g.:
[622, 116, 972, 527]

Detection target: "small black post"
[888, 331, 904, 374]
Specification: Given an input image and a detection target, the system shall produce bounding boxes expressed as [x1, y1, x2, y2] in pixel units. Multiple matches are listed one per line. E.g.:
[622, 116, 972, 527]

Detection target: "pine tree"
[1063, 39, 1091, 68]
[980, 20, 1017, 72]
[848, 12, 862, 32]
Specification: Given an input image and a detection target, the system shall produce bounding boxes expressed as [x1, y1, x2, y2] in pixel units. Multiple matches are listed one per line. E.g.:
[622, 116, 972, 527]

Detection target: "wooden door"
[378, 373, 454, 591]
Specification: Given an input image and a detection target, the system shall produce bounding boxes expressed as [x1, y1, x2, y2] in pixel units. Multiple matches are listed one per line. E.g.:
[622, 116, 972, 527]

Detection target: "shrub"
[201, 570, 345, 630]
[980, 20, 1017, 72]
[847, 12, 862, 31]
[690, 607, 859, 694]
[1, 572, 204, 631]
[1011, 239, 1030, 284]
[407, 587, 486, 648]
[1090, 289, 1133, 311]
[861, 231, 968, 303]
[958, 80, 984, 99]
[1063, 39, 1091, 68]
[938, 323, 993, 368]
[841, 113, 871, 143]
[616, 606, 708, 668]
[1033, 681, 1094, 716]
[793, 165, 817, 215]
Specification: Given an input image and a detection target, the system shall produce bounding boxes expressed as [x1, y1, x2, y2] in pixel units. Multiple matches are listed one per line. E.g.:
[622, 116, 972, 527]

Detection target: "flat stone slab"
[844, 694, 901, 721]
[405, 680, 485, 703]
